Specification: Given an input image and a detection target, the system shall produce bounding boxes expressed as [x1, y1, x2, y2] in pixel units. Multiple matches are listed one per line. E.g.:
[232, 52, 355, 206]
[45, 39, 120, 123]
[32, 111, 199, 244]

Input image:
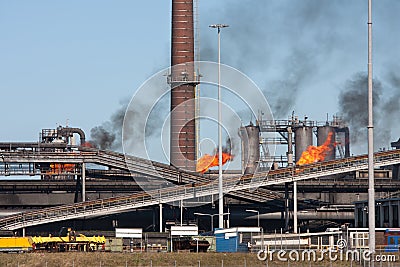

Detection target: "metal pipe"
[287, 127, 293, 166]
[246, 209, 260, 228]
[287, 127, 297, 233]
[256, 211, 354, 220]
[284, 182, 289, 231]
[59, 127, 86, 145]
[344, 127, 350, 157]
[367, 0, 375, 257]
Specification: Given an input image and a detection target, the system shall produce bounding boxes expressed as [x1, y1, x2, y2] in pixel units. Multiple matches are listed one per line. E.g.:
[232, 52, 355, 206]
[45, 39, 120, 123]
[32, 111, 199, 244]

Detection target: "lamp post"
[246, 209, 260, 228]
[367, 0, 375, 258]
[194, 212, 230, 232]
[209, 23, 229, 229]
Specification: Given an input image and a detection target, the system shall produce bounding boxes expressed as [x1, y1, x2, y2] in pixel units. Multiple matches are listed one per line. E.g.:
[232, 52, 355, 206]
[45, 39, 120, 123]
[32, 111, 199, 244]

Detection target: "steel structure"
[0, 148, 282, 203]
[1, 149, 400, 230]
[256, 116, 350, 168]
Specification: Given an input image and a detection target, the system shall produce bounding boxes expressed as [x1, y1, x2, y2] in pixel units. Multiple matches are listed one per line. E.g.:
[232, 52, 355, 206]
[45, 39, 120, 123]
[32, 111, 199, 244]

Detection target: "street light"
[209, 23, 229, 229]
[367, 0, 375, 257]
[194, 212, 230, 232]
[246, 209, 260, 228]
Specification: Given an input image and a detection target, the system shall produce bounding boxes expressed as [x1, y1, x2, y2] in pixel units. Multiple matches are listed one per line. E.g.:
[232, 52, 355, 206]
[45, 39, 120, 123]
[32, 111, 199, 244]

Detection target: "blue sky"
[1, 0, 399, 156]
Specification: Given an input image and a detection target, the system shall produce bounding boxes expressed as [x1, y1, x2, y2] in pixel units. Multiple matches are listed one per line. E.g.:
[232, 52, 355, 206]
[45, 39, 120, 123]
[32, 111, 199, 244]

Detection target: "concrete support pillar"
[159, 203, 163, 232]
[22, 227, 25, 237]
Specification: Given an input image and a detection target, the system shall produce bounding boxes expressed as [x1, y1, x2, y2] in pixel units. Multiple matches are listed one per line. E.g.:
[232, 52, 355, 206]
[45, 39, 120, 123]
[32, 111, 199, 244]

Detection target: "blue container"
[215, 229, 239, 252]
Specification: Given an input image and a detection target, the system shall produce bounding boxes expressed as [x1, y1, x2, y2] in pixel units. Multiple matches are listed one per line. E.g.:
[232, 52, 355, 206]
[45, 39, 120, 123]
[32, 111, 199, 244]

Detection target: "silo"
[240, 124, 260, 174]
[295, 127, 313, 163]
[317, 126, 336, 161]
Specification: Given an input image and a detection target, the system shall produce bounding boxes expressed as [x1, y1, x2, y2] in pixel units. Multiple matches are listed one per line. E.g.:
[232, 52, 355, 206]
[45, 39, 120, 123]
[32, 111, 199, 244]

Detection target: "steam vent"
[170, 0, 197, 171]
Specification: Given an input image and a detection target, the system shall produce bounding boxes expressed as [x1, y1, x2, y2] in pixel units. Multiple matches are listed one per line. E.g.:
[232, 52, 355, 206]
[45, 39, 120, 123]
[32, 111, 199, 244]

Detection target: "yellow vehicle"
[0, 227, 105, 253]
[32, 227, 105, 252]
[0, 237, 33, 252]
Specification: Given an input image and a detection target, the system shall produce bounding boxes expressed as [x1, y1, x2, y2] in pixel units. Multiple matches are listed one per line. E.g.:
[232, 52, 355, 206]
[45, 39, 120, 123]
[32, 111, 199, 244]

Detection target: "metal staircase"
[1, 149, 400, 230]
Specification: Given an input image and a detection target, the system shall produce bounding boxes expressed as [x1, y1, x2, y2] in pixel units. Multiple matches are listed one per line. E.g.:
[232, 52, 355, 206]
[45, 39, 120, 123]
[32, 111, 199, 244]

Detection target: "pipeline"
[58, 127, 86, 145]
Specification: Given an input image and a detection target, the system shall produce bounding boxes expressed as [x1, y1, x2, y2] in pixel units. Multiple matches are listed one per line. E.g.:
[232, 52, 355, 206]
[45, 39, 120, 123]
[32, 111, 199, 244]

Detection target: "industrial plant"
[1, 0, 400, 259]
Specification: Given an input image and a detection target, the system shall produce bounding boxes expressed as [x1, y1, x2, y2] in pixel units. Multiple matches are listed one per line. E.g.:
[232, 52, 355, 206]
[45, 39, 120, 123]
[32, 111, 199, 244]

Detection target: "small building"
[354, 198, 400, 228]
[215, 227, 261, 253]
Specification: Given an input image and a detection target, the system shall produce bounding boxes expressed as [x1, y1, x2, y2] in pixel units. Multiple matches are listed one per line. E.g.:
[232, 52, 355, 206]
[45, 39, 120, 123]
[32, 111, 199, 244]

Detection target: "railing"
[1, 149, 400, 230]
[0, 148, 273, 203]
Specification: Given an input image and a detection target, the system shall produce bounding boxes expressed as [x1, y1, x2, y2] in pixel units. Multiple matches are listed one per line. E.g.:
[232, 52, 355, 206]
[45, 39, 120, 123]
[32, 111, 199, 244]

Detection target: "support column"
[159, 203, 163, 232]
[74, 173, 81, 203]
[180, 200, 183, 226]
[379, 205, 384, 228]
[82, 162, 86, 202]
[226, 205, 230, 229]
[293, 181, 298, 234]
[287, 127, 297, 233]
[363, 207, 368, 228]
[22, 227, 25, 237]
[284, 182, 289, 231]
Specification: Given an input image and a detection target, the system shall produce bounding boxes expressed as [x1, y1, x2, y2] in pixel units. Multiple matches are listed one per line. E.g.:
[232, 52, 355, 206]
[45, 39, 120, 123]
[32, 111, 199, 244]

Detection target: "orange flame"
[82, 142, 94, 148]
[296, 132, 336, 166]
[49, 163, 75, 174]
[196, 153, 233, 173]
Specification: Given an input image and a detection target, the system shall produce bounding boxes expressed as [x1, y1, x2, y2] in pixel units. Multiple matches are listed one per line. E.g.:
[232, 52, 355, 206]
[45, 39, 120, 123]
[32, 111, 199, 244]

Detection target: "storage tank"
[317, 126, 336, 161]
[295, 126, 313, 163]
[240, 124, 260, 174]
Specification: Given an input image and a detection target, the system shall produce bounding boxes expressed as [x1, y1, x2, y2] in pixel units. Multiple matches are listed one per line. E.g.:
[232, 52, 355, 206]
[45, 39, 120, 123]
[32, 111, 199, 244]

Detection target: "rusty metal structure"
[317, 126, 336, 161]
[240, 124, 260, 175]
[256, 114, 350, 169]
[2, 148, 400, 230]
[169, 0, 198, 171]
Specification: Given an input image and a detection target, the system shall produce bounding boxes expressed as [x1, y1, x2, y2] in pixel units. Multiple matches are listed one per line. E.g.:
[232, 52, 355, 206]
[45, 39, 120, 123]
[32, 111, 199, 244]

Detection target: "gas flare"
[49, 163, 75, 174]
[296, 132, 336, 166]
[82, 142, 94, 148]
[196, 153, 233, 173]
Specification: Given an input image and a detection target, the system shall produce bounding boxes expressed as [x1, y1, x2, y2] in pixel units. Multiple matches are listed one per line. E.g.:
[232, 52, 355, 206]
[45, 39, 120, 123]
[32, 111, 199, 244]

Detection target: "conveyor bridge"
[0, 149, 283, 203]
[1, 149, 400, 230]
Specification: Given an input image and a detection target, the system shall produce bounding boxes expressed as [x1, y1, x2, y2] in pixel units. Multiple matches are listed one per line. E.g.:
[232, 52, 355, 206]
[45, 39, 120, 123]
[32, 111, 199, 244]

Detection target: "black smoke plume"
[200, 0, 343, 119]
[222, 137, 233, 154]
[338, 72, 400, 151]
[89, 96, 167, 152]
[89, 100, 128, 150]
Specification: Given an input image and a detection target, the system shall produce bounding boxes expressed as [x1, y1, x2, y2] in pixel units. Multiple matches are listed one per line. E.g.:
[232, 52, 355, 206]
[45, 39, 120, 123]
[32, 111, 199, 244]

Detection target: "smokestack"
[170, 0, 197, 171]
